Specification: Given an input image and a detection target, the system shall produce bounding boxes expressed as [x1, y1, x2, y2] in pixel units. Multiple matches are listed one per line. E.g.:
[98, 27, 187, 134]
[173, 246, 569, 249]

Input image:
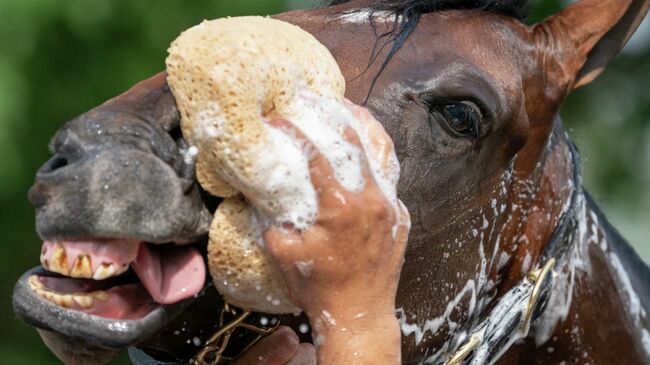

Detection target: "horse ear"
[535, 0, 649, 90]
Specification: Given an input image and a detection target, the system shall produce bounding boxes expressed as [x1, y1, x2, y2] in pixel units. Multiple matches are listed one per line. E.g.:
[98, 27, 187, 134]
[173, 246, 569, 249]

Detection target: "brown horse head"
[13, 0, 650, 364]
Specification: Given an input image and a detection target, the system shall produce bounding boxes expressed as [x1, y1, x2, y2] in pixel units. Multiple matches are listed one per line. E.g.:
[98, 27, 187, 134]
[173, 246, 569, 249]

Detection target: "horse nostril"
[38, 154, 68, 174]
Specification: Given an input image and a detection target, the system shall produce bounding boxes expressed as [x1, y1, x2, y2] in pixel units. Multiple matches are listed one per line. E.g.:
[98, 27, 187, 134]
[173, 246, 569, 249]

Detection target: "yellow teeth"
[93, 264, 116, 280]
[92, 263, 114, 280]
[45, 243, 69, 275]
[57, 294, 75, 308]
[73, 294, 94, 309]
[70, 254, 93, 278]
[40, 243, 130, 280]
[28, 275, 108, 309]
[28, 274, 43, 289]
[92, 263, 128, 280]
[93, 290, 110, 301]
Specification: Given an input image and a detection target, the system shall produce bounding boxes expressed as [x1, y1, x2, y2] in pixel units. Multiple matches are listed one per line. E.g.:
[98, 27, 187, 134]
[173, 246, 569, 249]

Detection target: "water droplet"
[193, 337, 202, 346]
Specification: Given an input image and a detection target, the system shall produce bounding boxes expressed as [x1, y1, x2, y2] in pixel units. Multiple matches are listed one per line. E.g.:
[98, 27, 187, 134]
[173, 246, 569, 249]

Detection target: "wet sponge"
[207, 197, 298, 313]
[166, 16, 345, 198]
[166, 16, 345, 314]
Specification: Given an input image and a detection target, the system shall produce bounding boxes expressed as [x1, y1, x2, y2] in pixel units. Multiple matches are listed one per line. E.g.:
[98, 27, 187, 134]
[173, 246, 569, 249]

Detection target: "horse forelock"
[323, 0, 529, 103]
[326, 0, 529, 21]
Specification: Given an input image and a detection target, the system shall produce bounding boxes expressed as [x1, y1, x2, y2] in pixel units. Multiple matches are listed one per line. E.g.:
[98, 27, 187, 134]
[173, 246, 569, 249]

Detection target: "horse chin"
[35, 329, 122, 365]
[12, 265, 203, 364]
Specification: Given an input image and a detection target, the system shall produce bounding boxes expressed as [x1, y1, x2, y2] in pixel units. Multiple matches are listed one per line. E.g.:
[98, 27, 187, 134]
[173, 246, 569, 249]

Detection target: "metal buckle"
[444, 333, 482, 365]
[190, 303, 278, 365]
[523, 258, 555, 331]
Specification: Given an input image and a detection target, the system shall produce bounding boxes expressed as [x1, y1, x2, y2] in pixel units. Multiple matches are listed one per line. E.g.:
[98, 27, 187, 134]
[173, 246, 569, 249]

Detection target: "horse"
[13, 0, 650, 364]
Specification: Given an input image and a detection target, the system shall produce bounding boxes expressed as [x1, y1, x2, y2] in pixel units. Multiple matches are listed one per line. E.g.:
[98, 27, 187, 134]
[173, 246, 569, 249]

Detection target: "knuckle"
[367, 198, 391, 221]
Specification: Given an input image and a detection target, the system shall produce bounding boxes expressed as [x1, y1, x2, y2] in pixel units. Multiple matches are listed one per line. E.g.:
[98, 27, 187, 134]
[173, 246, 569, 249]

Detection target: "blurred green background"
[0, 1, 647, 364]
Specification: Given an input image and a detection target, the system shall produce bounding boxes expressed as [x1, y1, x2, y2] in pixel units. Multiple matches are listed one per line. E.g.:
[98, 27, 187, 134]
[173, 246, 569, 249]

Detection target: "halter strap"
[444, 259, 555, 365]
[442, 139, 582, 365]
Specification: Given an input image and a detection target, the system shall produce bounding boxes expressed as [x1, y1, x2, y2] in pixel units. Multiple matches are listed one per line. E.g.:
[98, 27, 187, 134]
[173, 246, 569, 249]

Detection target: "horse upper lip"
[27, 183, 49, 208]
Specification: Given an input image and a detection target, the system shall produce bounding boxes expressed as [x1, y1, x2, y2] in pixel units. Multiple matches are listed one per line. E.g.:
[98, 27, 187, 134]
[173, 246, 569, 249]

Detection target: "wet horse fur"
[13, 0, 650, 364]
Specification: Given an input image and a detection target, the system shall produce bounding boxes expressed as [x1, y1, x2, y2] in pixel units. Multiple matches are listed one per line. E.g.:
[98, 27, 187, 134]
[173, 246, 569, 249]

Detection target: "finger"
[265, 118, 345, 203]
[264, 225, 305, 266]
[343, 98, 373, 122]
[340, 103, 396, 192]
[345, 103, 399, 186]
[341, 126, 376, 186]
[365, 116, 398, 183]
[395, 200, 411, 252]
[231, 326, 299, 365]
[285, 343, 317, 365]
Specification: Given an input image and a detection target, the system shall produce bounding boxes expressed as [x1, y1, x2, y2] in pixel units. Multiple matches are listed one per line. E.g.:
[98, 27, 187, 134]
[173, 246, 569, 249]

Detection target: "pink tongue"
[131, 244, 206, 304]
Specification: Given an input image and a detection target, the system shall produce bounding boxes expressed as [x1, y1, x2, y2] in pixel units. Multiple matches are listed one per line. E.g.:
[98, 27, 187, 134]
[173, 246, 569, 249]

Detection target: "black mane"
[328, 0, 528, 20]
[325, 0, 528, 102]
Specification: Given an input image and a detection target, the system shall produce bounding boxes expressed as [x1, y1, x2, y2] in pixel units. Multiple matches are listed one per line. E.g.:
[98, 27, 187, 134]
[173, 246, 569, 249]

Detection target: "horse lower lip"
[28, 272, 158, 320]
[13, 266, 197, 349]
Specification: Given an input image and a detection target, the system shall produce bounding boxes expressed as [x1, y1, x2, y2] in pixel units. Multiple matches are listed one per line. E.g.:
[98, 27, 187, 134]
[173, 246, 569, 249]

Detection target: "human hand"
[263, 104, 410, 364]
[232, 326, 315, 365]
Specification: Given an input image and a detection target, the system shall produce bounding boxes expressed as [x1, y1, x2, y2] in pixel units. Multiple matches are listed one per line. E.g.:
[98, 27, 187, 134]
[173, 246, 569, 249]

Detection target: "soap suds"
[397, 279, 477, 345]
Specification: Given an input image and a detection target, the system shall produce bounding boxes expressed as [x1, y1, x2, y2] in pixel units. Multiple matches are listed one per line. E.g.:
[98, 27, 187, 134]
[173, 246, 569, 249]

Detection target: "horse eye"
[434, 101, 482, 138]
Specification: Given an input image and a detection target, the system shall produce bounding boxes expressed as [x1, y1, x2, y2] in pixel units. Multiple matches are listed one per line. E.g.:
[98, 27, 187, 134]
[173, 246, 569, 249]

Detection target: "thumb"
[231, 326, 299, 365]
[394, 200, 411, 257]
[264, 225, 304, 265]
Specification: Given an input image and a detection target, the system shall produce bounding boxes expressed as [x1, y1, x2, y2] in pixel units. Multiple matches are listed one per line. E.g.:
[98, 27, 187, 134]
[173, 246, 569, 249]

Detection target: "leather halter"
[442, 139, 582, 365]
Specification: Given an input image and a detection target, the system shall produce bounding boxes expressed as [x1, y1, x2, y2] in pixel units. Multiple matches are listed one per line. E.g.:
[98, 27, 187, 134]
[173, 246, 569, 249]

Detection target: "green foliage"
[0, 1, 647, 364]
[0, 2, 291, 364]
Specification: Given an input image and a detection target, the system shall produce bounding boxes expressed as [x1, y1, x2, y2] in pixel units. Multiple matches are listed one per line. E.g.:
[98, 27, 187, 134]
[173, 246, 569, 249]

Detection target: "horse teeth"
[28, 274, 104, 309]
[56, 294, 75, 308]
[69, 254, 93, 278]
[92, 262, 129, 280]
[28, 275, 44, 290]
[48, 243, 70, 276]
[93, 263, 116, 280]
[62, 294, 74, 307]
[92, 290, 109, 301]
[73, 294, 94, 309]
[40, 290, 54, 302]
[112, 263, 130, 277]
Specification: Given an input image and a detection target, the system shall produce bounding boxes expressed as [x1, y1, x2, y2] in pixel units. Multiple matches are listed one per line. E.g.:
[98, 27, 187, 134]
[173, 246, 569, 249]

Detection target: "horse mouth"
[13, 238, 207, 349]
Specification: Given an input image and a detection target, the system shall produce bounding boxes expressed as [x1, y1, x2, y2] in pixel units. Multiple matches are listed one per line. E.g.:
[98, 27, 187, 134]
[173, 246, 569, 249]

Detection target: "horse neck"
[504, 121, 650, 363]
[520, 192, 650, 363]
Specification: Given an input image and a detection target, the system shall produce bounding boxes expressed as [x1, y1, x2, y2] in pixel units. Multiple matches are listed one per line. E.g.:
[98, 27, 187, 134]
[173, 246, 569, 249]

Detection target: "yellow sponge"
[166, 16, 400, 314]
[166, 16, 345, 314]
[166, 16, 345, 198]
